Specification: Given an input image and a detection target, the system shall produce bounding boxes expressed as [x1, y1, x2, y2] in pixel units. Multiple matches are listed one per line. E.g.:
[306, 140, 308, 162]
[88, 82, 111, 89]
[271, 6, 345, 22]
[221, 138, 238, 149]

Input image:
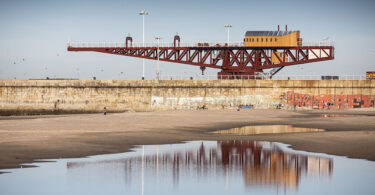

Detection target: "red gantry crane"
[67, 27, 334, 79]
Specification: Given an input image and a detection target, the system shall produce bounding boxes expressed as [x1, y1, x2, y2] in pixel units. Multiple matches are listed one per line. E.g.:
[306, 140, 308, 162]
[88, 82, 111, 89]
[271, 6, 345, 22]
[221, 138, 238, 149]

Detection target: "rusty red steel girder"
[67, 35, 334, 79]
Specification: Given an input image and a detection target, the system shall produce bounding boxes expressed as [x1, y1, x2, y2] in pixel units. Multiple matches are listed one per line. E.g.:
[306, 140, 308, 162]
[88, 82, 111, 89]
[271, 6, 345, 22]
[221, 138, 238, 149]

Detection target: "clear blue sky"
[0, 0, 374, 79]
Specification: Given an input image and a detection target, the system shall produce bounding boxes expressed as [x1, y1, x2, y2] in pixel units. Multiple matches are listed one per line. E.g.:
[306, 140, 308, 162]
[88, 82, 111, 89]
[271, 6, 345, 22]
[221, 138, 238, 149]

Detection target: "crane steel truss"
[67, 36, 334, 79]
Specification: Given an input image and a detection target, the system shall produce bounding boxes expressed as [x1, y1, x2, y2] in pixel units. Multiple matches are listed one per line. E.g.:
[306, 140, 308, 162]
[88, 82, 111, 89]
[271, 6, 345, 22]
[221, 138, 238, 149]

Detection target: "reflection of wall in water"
[307, 157, 332, 177]
[67, 140, 332, 190]
[214, 125, 324, 135]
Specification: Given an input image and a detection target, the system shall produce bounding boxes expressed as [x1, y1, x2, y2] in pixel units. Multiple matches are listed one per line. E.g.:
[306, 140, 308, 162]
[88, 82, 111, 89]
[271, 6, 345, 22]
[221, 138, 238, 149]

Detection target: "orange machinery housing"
[244, 30, 303, 63]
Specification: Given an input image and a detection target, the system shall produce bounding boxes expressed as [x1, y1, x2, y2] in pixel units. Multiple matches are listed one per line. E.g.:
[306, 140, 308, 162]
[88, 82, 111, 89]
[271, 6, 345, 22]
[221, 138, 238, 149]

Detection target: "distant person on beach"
[104, 107, 107, 115]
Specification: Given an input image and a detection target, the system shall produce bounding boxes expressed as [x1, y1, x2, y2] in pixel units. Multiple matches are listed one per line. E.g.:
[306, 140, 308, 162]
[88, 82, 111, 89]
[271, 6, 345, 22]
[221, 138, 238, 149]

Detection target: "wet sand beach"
[1, 109, 375, 170]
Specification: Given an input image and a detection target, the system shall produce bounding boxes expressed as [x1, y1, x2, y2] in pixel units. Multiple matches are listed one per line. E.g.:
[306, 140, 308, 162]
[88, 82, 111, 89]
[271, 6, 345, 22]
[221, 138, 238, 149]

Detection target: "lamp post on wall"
[139, 10, 149, 80]
[224, 24, 232, 45]
[155, 36, 162, 80]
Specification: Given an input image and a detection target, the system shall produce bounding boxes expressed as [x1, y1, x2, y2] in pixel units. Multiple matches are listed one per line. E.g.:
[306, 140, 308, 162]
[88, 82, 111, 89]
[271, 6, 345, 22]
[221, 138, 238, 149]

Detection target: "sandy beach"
[1, 109, 375, 171]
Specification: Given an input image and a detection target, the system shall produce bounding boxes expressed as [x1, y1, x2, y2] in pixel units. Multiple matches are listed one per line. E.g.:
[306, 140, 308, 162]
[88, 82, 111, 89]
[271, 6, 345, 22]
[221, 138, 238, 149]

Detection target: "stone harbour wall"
[0, 80, 374, 115]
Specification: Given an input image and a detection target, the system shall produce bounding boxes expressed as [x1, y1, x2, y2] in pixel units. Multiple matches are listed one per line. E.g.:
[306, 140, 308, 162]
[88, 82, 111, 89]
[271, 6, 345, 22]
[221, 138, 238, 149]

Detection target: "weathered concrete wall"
[0, 80, 374, 115]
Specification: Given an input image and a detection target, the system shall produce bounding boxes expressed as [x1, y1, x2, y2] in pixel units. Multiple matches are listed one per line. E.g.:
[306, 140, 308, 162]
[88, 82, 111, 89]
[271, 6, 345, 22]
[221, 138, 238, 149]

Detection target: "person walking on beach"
[103, 107, 107, 116]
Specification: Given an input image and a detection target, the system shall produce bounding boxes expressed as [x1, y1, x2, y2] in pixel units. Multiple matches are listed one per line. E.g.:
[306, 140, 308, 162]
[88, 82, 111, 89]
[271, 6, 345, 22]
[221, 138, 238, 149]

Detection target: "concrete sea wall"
[0, 80, 374, 115]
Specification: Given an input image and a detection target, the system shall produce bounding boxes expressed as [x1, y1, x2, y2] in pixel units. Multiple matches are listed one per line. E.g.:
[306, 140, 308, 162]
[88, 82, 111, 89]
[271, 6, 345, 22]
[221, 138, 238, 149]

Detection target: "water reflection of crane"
[67, 140, 332, 191]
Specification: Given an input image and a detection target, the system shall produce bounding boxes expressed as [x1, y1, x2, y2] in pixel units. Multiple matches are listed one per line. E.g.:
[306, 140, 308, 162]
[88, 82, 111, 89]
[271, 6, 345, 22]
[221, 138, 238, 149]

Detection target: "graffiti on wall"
[287, 91, 375, 109]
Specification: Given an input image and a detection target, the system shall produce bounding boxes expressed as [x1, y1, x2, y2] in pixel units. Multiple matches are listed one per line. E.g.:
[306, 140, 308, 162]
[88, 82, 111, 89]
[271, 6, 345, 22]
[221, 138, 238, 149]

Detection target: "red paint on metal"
[67, 37, 334, 79]
[125, 36, 132, 48]
[174, 35, 180, 47]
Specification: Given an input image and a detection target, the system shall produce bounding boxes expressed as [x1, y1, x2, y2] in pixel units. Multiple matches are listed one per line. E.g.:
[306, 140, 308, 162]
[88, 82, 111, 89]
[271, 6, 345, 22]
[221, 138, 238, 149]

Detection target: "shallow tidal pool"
[1, 140, 375, 195]
[212, 125, 324, 135]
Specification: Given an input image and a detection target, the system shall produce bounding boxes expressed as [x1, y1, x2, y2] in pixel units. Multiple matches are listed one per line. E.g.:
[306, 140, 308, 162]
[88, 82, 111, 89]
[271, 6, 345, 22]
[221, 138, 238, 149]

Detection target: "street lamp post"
[155, 36, 162, 80]
[224, 24, 232, 45]
[139, 10, 149, 80]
